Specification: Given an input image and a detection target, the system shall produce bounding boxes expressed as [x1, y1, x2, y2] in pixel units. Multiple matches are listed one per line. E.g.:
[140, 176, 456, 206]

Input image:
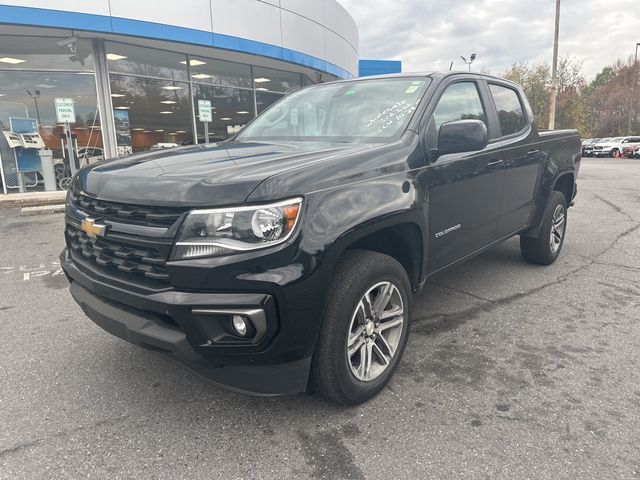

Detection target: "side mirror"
[435, 119, 488, 156]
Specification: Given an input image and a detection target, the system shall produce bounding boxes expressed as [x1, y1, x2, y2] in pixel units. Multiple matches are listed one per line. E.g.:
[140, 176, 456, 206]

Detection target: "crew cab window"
[489, 84, 527, 136]
[433, 82, 486, 130]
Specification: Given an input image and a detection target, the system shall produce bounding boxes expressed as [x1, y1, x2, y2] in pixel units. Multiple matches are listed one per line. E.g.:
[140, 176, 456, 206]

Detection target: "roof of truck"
[330, 71, 521, 88]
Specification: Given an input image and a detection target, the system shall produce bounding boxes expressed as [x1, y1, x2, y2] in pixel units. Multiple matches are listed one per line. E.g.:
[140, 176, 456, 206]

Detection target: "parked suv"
[61, 73, 581, 404]
[581, 138, 600, 157]
[622, 138, 640, 157]
[593, 137, 640, 157]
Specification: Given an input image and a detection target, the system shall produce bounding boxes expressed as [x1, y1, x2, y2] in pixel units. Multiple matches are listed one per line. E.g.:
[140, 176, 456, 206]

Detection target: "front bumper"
[62, 248, 316, 396]
[592, 149, 612, 157]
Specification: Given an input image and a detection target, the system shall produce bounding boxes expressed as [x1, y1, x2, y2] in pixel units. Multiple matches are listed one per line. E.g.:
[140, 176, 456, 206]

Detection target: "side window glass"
[489, 84, 527, 136]
[433, 82, 486, 131]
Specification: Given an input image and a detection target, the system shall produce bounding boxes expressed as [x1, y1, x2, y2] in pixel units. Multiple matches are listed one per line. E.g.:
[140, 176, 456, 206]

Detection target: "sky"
[338, 0, 639, 80]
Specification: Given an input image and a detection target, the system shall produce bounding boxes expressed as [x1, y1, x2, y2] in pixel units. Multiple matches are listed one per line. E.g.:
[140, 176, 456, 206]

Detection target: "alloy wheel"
[550, 204, 566, 253]
[346, 281, 405, 382]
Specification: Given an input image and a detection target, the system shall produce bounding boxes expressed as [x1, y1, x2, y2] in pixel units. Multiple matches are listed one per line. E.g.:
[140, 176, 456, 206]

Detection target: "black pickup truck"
[61, 72, 581, 404]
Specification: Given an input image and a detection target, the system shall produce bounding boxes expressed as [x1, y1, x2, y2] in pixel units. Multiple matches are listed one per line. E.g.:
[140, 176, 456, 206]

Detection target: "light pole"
[460, 53, 477, 72]
[548, 0, 561, 130]
[26, 89, 42, 127]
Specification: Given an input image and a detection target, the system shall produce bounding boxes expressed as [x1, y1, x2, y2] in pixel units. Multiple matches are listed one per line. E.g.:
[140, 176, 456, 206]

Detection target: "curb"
[0, 195, 67, 209]
[20, 205, 66, 216]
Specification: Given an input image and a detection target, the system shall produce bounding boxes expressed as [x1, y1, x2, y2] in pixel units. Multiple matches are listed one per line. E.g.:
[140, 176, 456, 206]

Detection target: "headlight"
[172, 197, 303, 260]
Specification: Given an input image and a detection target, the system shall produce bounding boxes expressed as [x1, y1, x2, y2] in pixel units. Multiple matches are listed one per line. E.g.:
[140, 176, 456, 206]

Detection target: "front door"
[421, 80, 504, 274]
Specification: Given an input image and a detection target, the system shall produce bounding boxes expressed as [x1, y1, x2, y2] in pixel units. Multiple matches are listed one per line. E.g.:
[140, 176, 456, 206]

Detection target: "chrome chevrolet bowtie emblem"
[81, 218, 107, 237]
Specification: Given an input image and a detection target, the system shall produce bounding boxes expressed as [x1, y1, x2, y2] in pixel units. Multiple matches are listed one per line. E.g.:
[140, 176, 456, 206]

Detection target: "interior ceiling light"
[176, 130, 187, 133]
[191, 74, 212, 79]
[162, 86, 182, 91]
[33, 84, 56, 89]
[114, 106, 130, 110]
[75, 72, 94, 75]
[132, 128, 145, 131]
[220, 117, 232, 121]
[159, 111, 174, 114]
[106, 53, 127, 61]
[0, 93, 5, 97]
[111, 93, 125, 98]
[237, 111, 249, 114]
[0, 57, 26, 64]
[180, 59, 206, 66]
[155, 129, 165, 132]
[255, 87, 268, 91]
[160, 100, 177, 104]
[254, 78, 270, 83]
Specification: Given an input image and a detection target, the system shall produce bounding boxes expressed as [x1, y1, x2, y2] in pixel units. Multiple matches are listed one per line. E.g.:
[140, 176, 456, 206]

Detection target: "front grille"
[69, 190, 187, 228]
[66, 224, 171, 282]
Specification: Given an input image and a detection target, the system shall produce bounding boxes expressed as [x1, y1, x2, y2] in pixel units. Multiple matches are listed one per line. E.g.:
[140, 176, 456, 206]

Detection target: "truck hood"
[75, 141, 376, 207]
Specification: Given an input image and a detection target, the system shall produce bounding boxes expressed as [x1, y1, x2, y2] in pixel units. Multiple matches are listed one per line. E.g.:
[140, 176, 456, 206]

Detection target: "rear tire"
[310, 250, 411, 404]
[520, 191, 567, 265]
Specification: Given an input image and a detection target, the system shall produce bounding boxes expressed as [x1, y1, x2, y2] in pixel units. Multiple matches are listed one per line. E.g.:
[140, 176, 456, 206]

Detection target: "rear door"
[421, 78, 505, 274]
[485, 82, 542, 237]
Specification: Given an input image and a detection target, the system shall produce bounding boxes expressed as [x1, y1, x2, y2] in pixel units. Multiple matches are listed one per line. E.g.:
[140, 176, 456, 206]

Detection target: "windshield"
[238, 77, 430, 143]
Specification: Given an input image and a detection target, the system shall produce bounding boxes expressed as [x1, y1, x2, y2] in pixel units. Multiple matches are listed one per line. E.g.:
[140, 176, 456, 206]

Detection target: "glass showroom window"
[0, 36, 99, 193]
[188, 56, 252, 89]
[253, 66, 302, 114]
[253, 66, 302, 93]
[0, 35, 95, 71]
[193, 85, 255, 141]
[256, 90, 286, 115]
[109, 75, 192, 152]
[105, 41, 188, 82]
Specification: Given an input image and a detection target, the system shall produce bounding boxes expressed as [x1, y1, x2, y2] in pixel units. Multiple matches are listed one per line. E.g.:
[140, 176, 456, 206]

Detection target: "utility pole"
[633, 42, 640, 133]
[548, 0, 561, 130]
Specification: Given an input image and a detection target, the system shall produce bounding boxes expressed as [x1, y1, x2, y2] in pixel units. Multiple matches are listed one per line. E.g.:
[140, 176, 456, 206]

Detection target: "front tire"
[310, 250, 411, 404]
[520, 191, 567, 265]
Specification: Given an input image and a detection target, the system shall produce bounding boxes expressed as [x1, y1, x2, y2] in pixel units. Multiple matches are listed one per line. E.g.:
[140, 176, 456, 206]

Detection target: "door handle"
[487, 159, 504, 168]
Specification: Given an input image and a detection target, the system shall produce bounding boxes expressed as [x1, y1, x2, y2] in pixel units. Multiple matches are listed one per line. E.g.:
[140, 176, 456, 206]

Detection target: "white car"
[150, 142, 180, 150]
[78, 147, 104, 164]
[54, 146, 104, 178]
[592, 136, 640, 158]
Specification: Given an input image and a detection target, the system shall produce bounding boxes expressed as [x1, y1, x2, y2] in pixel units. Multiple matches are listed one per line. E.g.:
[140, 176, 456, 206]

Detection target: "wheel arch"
[554, 172, 575, 205]
[521, 170, 575, 239]
[323, 214, 427, 292]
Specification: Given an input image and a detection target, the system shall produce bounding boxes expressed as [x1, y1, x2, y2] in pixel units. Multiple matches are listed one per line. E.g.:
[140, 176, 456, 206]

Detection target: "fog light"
[232, 315, 248, 336]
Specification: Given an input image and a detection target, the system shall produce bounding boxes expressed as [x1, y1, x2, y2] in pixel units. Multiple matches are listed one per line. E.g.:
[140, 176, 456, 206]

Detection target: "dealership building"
[0, 0, 399, 195]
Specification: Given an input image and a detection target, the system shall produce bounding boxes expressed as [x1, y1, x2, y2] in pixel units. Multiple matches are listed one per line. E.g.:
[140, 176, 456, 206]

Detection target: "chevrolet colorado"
[61, 72, 581, 404]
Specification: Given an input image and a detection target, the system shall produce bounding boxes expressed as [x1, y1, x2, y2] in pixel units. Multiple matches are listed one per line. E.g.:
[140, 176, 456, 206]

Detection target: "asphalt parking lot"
[1, 157, 639, 479]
